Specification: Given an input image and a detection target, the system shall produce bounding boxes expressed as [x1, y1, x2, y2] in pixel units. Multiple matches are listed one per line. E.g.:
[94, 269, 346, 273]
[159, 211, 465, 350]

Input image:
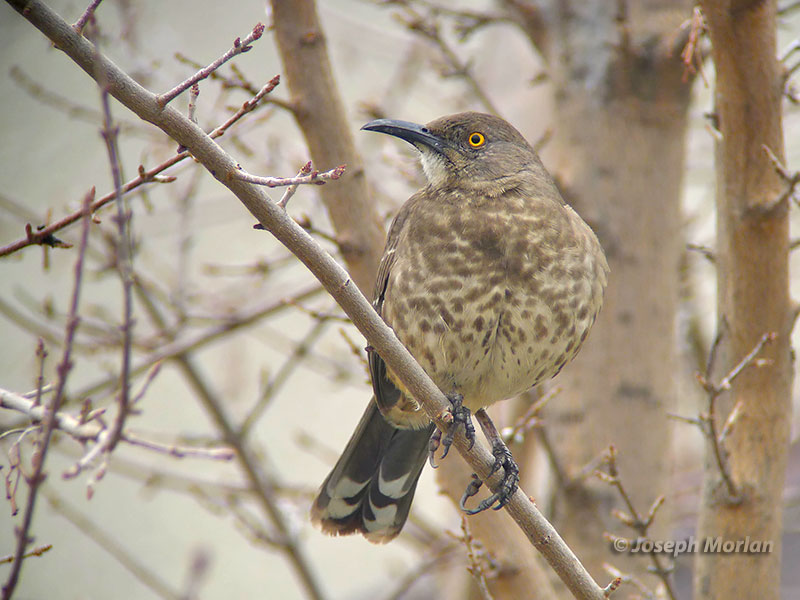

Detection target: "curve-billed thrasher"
[312, 112, 608, 543]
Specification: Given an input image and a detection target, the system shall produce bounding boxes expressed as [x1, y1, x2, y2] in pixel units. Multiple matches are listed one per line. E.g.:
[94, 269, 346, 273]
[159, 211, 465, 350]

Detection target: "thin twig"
[0, 75, 280, 258]
[33, 339, 47, 409]
[0, 386, 235, 463]
[382, 539, 457, 600]
[233, 164, 346, 189]
[130, 266, 326, 600]
[0, 544, 53, 565]
[686, 242, 715, 263]
[74, 284, 323, 400]
[602, 564, 651, 599]
[278, 161, 313, 208]
[597, 446, 676, 600]
[1, 192, 92, 600]
[696, 333, 777, 502]
[187, 83, 200, 124]
[693, 331, 775, 499]
[71, 0, 103, 34]
[122, 432, 235, 460]
[397, 5, 500, 114]
[501, 386, 559, 444]
[712, 332, 775, 392]
[762, 144, 800, 206]
[157, 22, 265, 106]
[392, 0, 509, 39]
[677, 6, 709, 85]
[174, 53, 259, 94]
[9, 66, 153, 139]
[457, 517, 496, 600]
[602, 576, 623, 598]
[95, 38, 133, 454]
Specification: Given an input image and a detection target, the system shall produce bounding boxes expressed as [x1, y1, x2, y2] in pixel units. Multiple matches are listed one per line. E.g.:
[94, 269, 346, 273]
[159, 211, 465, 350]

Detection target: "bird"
[311, 111, 608, 543]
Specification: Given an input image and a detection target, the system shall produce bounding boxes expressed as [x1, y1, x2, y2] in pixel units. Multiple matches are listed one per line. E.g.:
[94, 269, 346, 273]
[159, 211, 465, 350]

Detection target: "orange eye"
[468, 132, 485, 148]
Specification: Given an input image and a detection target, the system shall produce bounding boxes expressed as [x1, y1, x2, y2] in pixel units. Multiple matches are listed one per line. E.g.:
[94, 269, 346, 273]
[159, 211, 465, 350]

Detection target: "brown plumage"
[312, 112, 608, 543]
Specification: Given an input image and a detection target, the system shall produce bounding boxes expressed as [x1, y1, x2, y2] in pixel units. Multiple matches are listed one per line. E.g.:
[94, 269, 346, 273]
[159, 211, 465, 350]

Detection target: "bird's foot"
[459, 425, 520, 515]
[428, 393, 474, 467]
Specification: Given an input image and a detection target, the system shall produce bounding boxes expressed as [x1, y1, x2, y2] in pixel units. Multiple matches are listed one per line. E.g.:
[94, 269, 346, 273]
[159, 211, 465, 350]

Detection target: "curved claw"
[459, 474, 483, 512]
[460, 440, 521, 515]
[428, 429, 441, 468]
[463, 491, 502, 515]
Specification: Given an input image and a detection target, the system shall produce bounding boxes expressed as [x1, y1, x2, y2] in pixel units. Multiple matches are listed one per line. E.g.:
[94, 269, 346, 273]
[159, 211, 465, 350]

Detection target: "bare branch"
[233, 163, 346, 189]
[71, 0, 103, 34]
[278, 161, 312, 208]
[456, 517, 496, 600]
[692, 331, 776, 500]
[0, 75, 280, 258]
[129, 262, 326, 599]
[500, 386, 559, 444]
[0, 386, 236, 463]
[0, 544, 52, 566]
[157, 22, 266, 106]
[93, 28, 133, 455]
[395, 4, 500, 114]
[74, 284, 323, 400]
[187, 83, 199, 124]
[2, 192, 92, 600]
[597, 446, 676, 600]
[762, 144, 800, 206]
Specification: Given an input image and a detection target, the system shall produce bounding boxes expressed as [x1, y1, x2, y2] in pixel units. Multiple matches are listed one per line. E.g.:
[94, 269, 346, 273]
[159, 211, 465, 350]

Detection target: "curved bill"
[361, 119, 448, 154]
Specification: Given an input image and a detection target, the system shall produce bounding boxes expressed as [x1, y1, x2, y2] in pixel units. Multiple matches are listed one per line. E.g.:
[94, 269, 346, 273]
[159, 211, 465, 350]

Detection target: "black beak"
[361, 119, 448, 154]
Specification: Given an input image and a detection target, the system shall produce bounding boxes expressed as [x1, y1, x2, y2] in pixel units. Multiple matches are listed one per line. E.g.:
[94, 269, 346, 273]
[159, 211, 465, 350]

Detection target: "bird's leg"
[459, 408, 520, 515]
[428, 392, 475, 467]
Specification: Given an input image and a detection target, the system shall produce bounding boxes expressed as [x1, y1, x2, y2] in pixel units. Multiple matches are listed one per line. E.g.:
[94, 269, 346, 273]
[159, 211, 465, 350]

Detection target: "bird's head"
[362, 112, 540, 191]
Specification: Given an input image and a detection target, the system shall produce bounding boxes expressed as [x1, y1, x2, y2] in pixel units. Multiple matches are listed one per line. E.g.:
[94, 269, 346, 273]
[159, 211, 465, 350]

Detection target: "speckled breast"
[381, 195, 608, 424]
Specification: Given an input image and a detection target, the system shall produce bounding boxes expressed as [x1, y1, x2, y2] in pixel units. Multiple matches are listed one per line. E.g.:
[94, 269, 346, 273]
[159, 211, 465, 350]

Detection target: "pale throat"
[418, 150, 451, 188]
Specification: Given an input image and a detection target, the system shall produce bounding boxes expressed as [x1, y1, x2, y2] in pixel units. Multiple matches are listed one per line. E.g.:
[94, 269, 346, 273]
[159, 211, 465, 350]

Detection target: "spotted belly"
[382, 272, 599, 428]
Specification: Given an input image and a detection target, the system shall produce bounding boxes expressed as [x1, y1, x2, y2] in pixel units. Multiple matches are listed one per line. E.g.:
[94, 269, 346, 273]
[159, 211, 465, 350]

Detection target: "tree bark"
[270, 0, 386, 297]
[508, 1, 695, 593]
[694, 2, 792, 598]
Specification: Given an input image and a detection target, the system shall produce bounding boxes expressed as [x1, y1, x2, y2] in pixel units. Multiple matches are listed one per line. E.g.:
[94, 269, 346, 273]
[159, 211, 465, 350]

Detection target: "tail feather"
[311, 401, 433, 543]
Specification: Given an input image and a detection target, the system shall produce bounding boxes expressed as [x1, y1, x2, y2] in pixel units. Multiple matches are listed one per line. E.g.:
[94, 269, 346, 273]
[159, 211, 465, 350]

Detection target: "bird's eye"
[468, 132, 485, 148]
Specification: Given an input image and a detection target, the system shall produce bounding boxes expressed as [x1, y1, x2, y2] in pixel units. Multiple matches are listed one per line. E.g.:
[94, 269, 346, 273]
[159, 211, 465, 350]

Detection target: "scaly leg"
[459, 408, 520, 514]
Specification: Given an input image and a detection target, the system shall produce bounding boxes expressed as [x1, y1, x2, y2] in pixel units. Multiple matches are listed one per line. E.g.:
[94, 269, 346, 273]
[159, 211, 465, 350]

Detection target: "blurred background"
[1, 1, 799, 599]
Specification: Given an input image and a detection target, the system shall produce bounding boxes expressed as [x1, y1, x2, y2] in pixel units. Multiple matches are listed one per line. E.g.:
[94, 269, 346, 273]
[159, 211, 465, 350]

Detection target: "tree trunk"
[508, 1, 695, 593]
[271, 0, 386, 297]
[694, 2, 792, 598]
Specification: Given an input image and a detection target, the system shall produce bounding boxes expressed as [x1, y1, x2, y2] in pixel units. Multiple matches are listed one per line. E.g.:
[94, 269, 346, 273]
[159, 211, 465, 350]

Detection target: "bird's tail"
[311, 401, 433, 543]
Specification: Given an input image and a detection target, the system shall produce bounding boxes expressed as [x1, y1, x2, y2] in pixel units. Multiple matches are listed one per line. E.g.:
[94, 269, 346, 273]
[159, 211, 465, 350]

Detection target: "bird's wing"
[369, 197, 417, 419]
